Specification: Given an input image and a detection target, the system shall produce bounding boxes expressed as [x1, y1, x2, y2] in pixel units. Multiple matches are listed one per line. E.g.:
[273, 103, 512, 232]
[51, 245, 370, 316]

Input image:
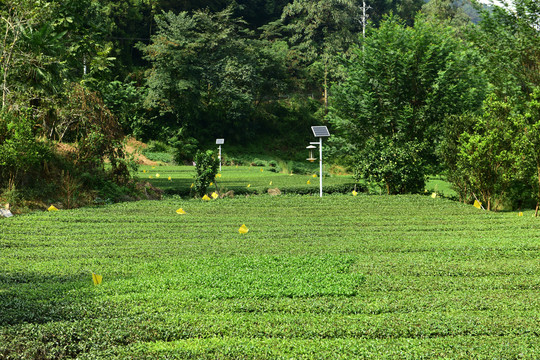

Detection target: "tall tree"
[516, 88, 540, 215]
[367, 0, 424, 27]
[471, 0, 540, 99]
[329, 16, 486, 193]
[140, 7, 288, 142]
[454, 94, 519, 210]
[280, 0, 360, 108]
[421, 0, 473, 27]
[0, 0, 56, 109]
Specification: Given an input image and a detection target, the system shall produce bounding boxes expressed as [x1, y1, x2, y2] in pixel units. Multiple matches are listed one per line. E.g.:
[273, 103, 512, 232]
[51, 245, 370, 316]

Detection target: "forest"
[0, 0, 539, 212]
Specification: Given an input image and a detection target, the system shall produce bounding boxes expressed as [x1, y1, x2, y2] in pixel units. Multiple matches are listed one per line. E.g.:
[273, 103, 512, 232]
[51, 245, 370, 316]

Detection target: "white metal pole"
[319, 137, 323, 198]
[218, 145, 222, 172]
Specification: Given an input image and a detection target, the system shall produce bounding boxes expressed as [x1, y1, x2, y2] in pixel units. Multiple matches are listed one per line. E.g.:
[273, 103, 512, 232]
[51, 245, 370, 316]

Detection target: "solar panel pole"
[319, 137, 323, 197]
[310, 126, 330, 198]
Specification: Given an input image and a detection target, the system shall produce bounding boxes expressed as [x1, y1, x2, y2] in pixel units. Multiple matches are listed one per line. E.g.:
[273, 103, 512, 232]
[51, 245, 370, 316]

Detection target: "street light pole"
[319, 137, 323, 198]
[309, 126, 330, 198]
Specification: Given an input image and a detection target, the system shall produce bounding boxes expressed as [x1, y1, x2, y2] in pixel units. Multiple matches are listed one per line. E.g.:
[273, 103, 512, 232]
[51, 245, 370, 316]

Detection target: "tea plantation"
[1, 175, 539, 358]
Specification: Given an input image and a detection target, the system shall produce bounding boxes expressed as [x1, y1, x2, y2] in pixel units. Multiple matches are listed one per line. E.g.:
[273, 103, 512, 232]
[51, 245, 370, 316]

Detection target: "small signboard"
[216, 139, 225, 145]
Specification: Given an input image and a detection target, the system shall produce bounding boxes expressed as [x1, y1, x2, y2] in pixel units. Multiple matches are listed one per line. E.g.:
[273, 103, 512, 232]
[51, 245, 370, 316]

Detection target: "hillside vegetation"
[2, 0, 539, 211]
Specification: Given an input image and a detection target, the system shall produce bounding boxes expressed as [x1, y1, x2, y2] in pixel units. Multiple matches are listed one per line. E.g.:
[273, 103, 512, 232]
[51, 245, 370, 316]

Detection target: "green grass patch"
[136, 164, 359, 196]
[425, 175, 458, 199]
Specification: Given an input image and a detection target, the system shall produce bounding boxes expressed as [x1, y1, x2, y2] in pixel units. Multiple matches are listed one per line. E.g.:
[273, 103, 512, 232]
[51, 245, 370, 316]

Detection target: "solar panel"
[216, 139, 225, 145]
[311, 126, 330, 137]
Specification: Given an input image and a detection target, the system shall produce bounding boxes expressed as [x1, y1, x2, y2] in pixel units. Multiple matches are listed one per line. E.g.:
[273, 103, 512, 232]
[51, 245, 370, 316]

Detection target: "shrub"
[354, 136, 425, 195]
[170, 127, 198, 164]
[145, 140, 170, 153]
[143, 151, 173, 163]
[290, 162, 315, 175]
[193, 150, 219, 197]
[251, 159, 267, 167]
[0, 111, 52, 191]
[266, 165, 282, 173]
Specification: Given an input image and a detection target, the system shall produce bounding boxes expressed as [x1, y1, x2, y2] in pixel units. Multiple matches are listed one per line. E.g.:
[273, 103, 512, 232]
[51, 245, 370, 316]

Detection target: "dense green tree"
[421, 0, 473, 27]
[438, 112, 478, 202]
[0, 0, 137, 208]
[471, 0, 540, 99]
[0, 0, 58, 110]
[441, 89, 540, 212]
[140, 7, 288, 143]
[329, 16, 486, 193]
[365, 0, 425, 27]
[155, 0, 290, 28]
[279, 0, 360, 107]
[354, 136, 425, 194]
[514, 88, 540, 215]
[454, 94, 519, 210]
[0, 110, 51, 191]
[438, 0, 539, 209]
[193, 149, 219, 197]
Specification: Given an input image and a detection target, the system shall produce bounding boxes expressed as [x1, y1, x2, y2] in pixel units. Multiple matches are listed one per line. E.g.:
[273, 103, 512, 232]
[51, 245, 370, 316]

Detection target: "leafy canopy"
[329, 15, 486, 193]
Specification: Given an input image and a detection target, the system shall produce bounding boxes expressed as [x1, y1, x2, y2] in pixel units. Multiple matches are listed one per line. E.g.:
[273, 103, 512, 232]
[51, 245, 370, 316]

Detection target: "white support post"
[218, 145, 222, 172]
[319, 137, 323, 198]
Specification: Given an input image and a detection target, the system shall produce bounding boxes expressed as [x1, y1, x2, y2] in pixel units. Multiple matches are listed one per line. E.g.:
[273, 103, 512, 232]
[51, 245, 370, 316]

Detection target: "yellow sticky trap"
[190, 183, 194, 188]
[92, 273, 102, 285]
[156, 173, 160, 178]
[247, 184, 251, 188]
[202, 194, 211, 201]
[260, 168, 264, 172]
[211, 192, 219, 199]
[431, 193, 437, 198]
[210, 182, 213, 186]
[269, 181, 272, 186]
[48, 205, 58, 211]
[168, 176, 172, 181]
[216, 173, 222, 178]
[307, 180, 311, 184]
[239, 224, 249, 234]
[236, 165, 238, 168]
[352, 190, 358, 196]
[143, 169, 147, 173]
[312, 174, 317, 178]
[473, 200, 482, 209]
[176, 208, 186, 215]
[519, 212, 523, 216]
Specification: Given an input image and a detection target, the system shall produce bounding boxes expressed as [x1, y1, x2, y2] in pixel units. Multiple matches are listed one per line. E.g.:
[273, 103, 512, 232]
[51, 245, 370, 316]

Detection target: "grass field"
[136, 164, 358, 196]
[135, 165, 455, 198]
[1, 187, 539, 358]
